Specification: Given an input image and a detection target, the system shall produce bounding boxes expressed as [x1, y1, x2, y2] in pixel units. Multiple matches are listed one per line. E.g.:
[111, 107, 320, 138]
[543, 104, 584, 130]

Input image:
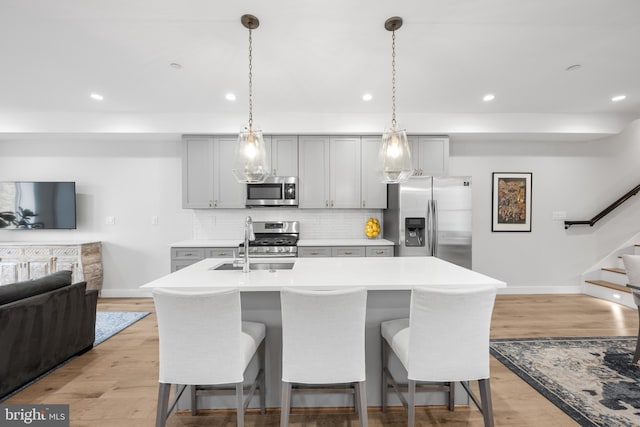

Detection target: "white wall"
[0, 136, 192, 295]
[1, 120, 639, 296]
[450, 119, 640, 292]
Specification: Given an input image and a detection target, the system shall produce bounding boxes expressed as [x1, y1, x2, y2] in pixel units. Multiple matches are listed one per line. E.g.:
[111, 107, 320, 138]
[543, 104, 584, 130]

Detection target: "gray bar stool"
[280, 287, 368, 426]
[381, 286, 497, 427]
[152, 288, 266, 427]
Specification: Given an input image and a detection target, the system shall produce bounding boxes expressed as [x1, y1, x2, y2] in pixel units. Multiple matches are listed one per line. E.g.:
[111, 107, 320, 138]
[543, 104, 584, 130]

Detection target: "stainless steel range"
[239, 221, 300, 257]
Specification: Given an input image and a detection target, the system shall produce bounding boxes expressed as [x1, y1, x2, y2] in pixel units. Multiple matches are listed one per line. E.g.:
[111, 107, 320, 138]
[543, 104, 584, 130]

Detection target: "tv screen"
[0, 182, 77, 230]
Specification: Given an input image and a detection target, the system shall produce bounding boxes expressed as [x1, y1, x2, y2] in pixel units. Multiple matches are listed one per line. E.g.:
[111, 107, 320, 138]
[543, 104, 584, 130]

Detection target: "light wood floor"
[5, 294, 638, 426]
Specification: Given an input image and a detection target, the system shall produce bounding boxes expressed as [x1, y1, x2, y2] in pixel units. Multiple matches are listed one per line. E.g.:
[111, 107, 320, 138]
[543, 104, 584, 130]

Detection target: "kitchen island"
[141, 256, 506, 409]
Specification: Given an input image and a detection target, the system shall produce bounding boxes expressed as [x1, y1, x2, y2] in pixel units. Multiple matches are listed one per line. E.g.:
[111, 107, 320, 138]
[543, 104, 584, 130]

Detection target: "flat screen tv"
[0, 182, 77, 230]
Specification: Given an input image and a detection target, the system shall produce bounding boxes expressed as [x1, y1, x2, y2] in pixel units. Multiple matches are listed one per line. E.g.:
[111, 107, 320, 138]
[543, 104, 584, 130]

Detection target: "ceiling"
[1, 0, 639, 138]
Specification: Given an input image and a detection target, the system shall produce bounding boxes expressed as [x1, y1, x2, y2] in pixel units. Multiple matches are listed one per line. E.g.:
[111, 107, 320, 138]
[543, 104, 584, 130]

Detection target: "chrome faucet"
[235, 216, 255, 273]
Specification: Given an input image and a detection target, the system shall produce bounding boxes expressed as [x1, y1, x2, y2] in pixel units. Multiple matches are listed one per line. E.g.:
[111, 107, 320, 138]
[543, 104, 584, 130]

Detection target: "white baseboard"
[100, 289, 153, 298]
[497, 285, 582, 295]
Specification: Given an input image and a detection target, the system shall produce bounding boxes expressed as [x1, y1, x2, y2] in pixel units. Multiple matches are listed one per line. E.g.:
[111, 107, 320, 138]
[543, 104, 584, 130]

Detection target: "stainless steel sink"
[211, 261, 295, 271]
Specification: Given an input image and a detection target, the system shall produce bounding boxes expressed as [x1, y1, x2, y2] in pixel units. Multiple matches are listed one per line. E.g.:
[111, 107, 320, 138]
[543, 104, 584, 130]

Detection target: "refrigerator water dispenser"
[405, 217, 425, 247]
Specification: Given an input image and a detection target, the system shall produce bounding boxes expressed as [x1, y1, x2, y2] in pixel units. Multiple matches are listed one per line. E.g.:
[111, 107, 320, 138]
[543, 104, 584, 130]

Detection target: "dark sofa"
[0, 270, 98, 400]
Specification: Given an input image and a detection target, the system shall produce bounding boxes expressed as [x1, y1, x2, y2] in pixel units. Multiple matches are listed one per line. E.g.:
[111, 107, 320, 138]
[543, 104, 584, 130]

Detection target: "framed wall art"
[492, 172, 532, 232]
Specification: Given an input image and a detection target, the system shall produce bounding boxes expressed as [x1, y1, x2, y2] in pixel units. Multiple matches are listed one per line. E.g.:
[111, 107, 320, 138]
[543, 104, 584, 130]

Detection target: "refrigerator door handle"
[425, 201, 431, 254]
[426, 200, 434, 256]
[432, 199, 438, 257]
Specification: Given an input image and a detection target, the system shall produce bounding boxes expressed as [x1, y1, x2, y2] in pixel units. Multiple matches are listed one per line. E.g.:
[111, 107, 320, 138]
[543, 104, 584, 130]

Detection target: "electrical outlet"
[105, 216, 115, 225]
[552, 211, 567, 220]
[151, 216, 159, 225]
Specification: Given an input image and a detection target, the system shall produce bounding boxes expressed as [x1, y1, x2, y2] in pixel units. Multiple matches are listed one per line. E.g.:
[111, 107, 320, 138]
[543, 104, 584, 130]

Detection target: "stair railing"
[564, 183, 640, 229]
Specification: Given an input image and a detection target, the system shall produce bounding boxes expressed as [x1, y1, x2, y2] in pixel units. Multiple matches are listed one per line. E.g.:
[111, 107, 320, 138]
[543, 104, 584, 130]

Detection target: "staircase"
[583, 244, 640, 308]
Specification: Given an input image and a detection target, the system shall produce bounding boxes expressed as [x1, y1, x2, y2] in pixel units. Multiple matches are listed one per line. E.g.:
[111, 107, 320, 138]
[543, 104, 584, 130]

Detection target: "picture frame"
[492, 172, 532, 232]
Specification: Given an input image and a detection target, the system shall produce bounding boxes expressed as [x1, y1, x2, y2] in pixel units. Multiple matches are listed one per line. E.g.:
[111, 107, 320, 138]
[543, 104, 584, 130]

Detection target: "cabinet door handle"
[331, 200, 334, 207]
[344, 252, 353, 255]
[376, 250, 384, 255]
[362, 200, 366, 208]
[325, 200, 329, 207]
[310, 252, 319, 255]
[273, 169, 276, 175]
[218, 252, 228, 256]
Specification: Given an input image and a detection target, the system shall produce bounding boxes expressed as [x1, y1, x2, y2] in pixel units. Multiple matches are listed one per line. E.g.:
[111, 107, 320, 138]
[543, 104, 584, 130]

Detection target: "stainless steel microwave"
[245, 176, 298, 207]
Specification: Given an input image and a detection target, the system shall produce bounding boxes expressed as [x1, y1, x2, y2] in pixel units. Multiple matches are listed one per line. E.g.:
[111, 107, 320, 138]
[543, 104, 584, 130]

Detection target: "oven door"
[238, 245, 298, 257]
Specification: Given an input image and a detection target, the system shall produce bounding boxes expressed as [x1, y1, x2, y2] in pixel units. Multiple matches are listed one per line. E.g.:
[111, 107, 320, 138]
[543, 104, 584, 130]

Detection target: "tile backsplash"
[193, 209, 383, 240]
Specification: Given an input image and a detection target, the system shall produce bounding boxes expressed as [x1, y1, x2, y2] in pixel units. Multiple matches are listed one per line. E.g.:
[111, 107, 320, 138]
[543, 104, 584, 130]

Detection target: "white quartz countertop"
[170, 240, 240, 247]
[297, 239, 393, 247]
[170, 239, 394, 247]
[141, 256, 506, 291]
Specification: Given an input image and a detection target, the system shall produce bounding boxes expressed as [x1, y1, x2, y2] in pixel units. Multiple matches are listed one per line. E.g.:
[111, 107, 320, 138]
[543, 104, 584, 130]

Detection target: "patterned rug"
[94, 311, 149, 345]
[490, 336, 640, 427]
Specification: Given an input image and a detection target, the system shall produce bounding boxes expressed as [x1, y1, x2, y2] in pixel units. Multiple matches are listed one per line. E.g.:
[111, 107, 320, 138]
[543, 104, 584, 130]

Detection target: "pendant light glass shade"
[379, 16, 412, 183]
[233, 14, 269, 183]
[233, 126, 269, 183]
[378, 127, 412, 183]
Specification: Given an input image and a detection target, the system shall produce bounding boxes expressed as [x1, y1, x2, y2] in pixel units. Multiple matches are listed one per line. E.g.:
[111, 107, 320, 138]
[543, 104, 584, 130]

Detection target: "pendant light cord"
[391, 28, 397, 129]
[248, 27, 254, 130]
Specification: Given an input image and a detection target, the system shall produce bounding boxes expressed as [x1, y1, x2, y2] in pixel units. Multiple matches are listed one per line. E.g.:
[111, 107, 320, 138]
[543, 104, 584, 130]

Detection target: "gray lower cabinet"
[298, 246, 392, 258]
[298, 247, 332, 258]
[332, 247, 365, 257]
[365, 246, 394, 257]
[170, 247, 237, 272]
[173, 245, 391, 268]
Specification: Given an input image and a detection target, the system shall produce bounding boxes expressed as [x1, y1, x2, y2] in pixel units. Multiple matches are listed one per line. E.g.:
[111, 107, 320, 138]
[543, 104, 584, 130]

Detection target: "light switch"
[552, 211, 567, 220]
[105, 216, 115, 225]
[151, 216, 159, 225]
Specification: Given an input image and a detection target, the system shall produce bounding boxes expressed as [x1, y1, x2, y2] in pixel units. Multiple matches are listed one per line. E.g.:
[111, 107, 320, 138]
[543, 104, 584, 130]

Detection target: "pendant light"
[233, 14, 269, 183]
[378, 16, 413, 183]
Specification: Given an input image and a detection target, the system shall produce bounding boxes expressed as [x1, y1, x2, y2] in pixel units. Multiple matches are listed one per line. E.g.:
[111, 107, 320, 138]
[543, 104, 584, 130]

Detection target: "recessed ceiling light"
[483, 94, 495, 102]
[362, 93, 373, 101]
[612, 94, 627, 102]
[225, 93, 236, 101]
[169, 62, 183, 69]
[90, 93, 104, 101]
[565, 64, 582, 72]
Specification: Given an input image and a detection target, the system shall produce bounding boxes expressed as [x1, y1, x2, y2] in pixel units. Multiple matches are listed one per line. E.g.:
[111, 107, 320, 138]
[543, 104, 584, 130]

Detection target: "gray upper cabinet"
[330, 137, 361, 208]
[214, 137, 245, 208]
[361, 137, 387, 209]
[182, 136, 244, 208]
[182, 134, 448, 209]
[409, 136, 450, 176]
[182, 136, 214, 208]
[298, 136, 361, 208]
[298, 136, 330, 208]
[267, 136, 298, 176]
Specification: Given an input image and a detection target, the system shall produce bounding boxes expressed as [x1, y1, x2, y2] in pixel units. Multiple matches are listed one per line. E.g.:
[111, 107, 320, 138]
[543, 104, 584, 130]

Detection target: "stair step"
[585, 279, 631, 293]
[602, 267, 626, 275]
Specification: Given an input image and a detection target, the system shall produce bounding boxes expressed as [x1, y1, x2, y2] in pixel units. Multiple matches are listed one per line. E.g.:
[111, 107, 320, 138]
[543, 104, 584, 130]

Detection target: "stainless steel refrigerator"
[383, 176, 472, 269]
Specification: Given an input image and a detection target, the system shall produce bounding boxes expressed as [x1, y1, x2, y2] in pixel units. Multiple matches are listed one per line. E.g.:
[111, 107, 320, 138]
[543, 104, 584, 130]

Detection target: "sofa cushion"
[0, 270, 72, 305]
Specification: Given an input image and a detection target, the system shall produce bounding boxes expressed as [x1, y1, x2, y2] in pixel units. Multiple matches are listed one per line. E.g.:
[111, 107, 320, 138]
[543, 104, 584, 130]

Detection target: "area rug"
[94, 311, 149, 345]
[490, 336, 640, 427]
